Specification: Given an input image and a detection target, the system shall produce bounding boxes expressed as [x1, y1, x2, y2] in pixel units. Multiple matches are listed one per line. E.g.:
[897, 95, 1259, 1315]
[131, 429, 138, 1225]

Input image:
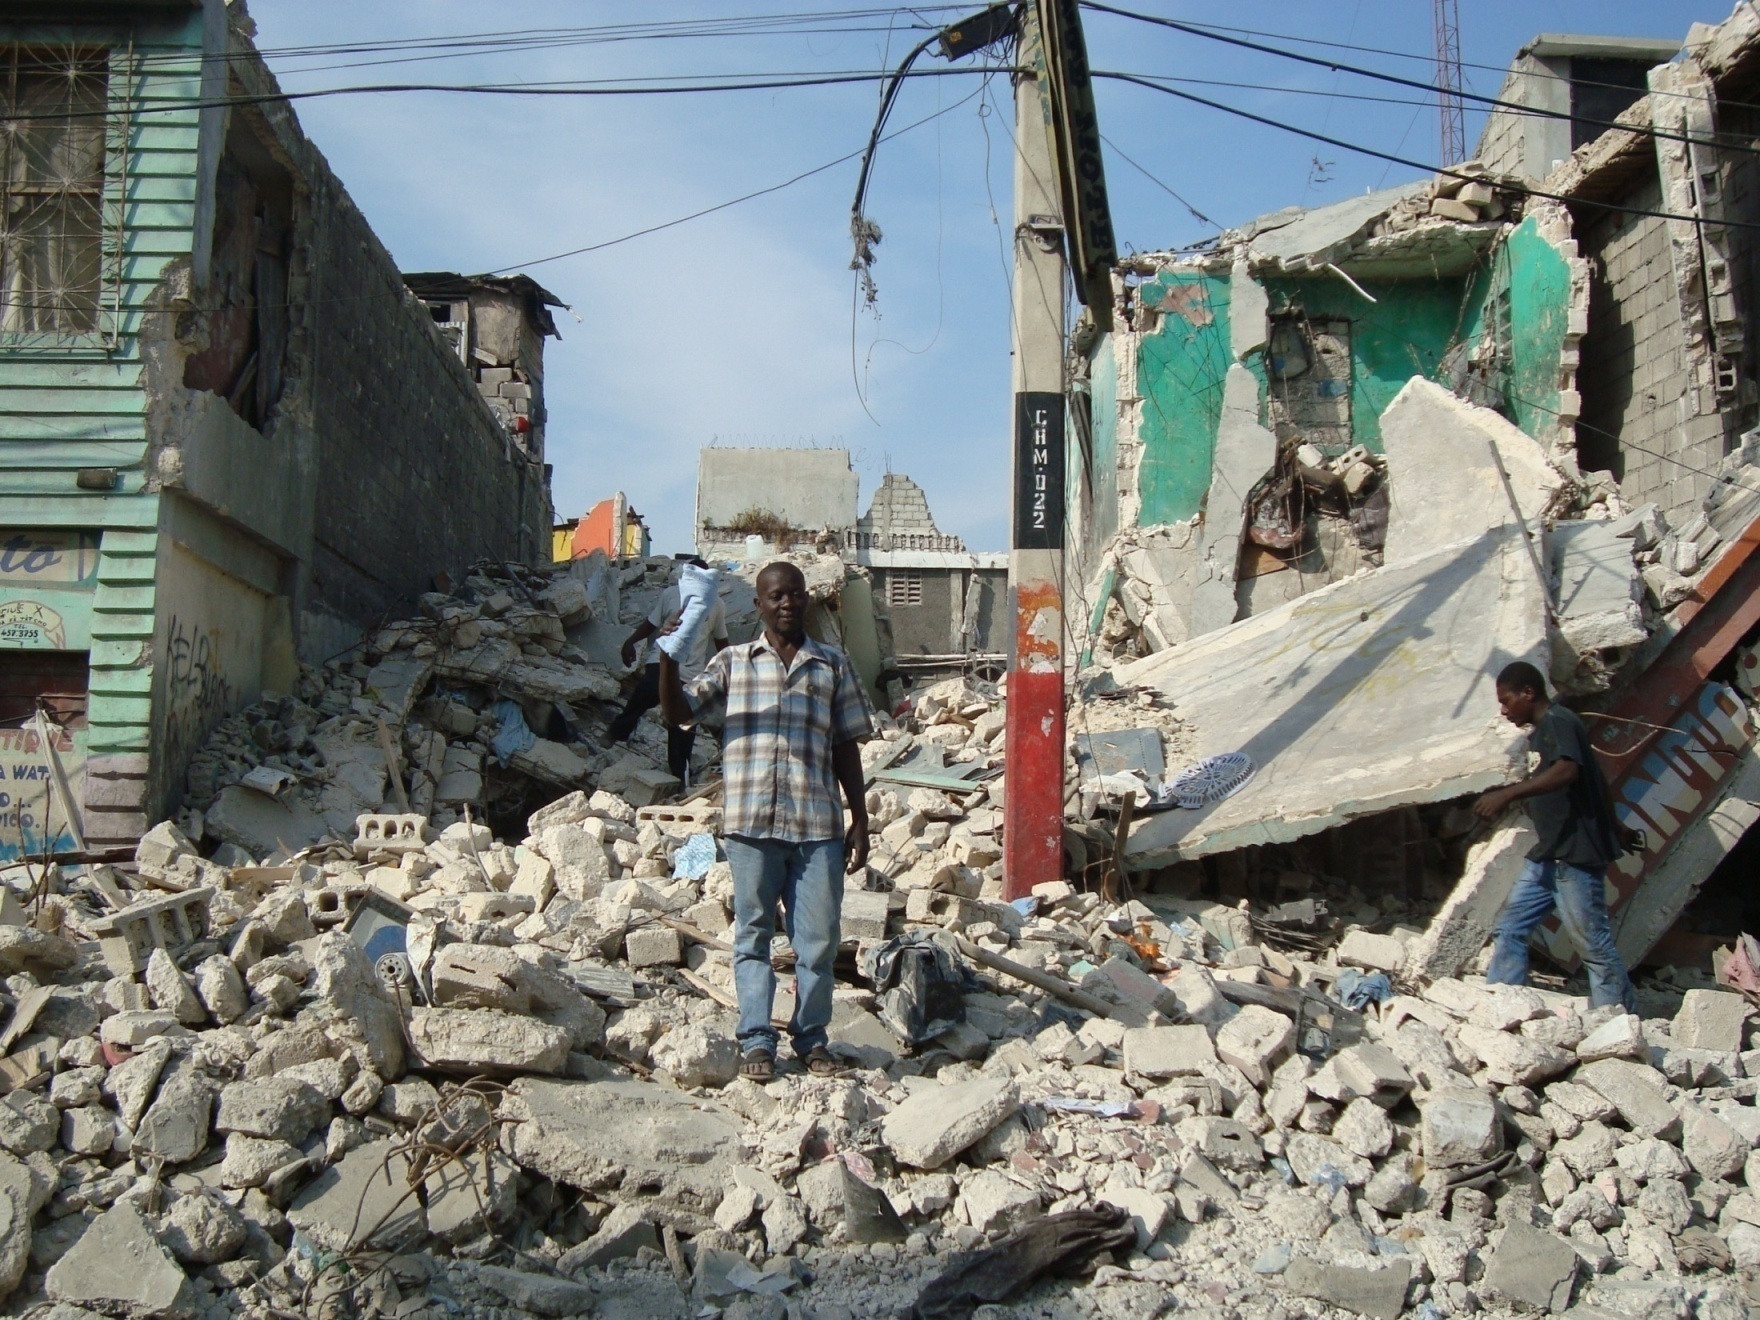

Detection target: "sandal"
[802, 1046, 847, 1077]
[739, 1049, 775, 1080]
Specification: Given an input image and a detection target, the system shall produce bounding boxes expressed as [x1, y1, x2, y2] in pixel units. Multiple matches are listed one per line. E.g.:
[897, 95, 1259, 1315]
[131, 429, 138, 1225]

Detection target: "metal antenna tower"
[1434, 0, 1466, 164]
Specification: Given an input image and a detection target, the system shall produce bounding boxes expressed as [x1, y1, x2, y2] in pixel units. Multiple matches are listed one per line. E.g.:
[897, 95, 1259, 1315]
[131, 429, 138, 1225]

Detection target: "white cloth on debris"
[657, 565, 722, 666]
[643, 583, 728, 679]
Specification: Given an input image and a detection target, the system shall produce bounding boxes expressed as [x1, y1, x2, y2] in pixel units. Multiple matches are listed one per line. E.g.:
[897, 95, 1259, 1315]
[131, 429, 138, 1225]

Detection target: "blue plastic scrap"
[488, 698, 537, 766]
[672, 833, 718, 881]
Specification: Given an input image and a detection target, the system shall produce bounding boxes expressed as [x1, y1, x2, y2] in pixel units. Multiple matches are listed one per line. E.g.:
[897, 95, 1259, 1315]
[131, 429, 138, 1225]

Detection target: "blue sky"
[249, 0, 1717, 553]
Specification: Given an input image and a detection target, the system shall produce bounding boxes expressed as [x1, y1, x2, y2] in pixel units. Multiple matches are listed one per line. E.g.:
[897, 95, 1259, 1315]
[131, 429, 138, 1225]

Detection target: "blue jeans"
[1487, 858, 1636, 1012]
[724, 836, 844, 1056]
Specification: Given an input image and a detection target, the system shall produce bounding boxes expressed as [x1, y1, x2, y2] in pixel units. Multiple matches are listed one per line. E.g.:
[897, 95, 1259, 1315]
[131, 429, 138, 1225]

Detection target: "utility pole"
[1003, 2, 1069, 899]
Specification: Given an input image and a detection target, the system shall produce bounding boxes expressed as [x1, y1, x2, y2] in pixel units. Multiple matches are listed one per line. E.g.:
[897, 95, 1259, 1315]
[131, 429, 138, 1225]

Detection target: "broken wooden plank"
[952, 935, 1114, 1019]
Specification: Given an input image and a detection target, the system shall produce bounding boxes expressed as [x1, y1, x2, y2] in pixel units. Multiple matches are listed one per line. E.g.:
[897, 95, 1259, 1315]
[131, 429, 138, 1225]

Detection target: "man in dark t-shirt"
[1471, 661, 1638, 1011]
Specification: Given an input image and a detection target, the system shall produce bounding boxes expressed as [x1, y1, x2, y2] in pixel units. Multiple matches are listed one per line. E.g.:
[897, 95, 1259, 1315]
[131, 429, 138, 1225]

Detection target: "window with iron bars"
[0, 48, 108, 335]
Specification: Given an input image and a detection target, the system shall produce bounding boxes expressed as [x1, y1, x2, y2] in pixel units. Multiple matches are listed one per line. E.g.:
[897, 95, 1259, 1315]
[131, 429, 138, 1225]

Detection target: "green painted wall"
[1259, 272, 1488, 451]
[0, 12, 204, 770]
[1500, 216, 1573, 441]
[1136, 271, 1233, 524]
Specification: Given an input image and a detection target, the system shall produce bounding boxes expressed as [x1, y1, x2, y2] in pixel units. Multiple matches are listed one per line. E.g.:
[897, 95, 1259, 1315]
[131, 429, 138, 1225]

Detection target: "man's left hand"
[844, 821, 870, 874]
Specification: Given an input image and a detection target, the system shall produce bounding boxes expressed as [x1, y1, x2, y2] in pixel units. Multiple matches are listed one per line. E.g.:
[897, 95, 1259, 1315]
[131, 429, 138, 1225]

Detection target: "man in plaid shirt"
[659, 561, 873, 1078]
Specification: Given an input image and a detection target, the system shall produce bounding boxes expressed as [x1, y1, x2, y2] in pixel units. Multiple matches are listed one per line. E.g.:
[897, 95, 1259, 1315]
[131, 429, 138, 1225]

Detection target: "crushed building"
[1070, 3, 1760, 986]
[0, 0, 554, 858]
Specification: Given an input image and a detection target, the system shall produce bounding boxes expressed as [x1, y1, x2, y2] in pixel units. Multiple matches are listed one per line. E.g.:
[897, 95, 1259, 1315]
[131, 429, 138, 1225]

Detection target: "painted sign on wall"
[0, 721, 85, 859]
[0, 530, 101, 653]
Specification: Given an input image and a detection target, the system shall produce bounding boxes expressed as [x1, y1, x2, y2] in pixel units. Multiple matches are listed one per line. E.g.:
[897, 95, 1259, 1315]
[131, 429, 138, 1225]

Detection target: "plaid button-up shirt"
[683, 634, 873, 843]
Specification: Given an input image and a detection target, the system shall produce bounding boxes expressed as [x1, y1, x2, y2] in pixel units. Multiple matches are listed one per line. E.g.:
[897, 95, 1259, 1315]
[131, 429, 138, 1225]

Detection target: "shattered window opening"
[0, 47, 107, 336]
[1264, 312, 1353, 455]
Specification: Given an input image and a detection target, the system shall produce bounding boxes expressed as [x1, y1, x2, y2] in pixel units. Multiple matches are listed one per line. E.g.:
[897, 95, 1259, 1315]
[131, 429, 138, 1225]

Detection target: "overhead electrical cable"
[491, 84, 986, 275]
[1083, 2, 1758, 161]
[1096, 71, 1760, 234]
[0, 66, 1000, 122]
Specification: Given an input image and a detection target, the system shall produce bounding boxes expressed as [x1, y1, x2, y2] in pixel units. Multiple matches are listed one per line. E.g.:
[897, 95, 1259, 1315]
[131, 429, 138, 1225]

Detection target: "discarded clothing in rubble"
[909, 1205, 1135, 1319]
[488, 699, 536, 766]
[1333, 967, 1393, 1010]
[860, 931, 976, 1045]
[657, 564, 721, 662]
[1720, 932, 1760, 997]
[671, 832, 717, 881]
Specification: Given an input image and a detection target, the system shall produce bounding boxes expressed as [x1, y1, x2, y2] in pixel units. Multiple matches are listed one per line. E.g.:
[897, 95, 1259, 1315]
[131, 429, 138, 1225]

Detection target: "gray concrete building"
[852, 474, 1006, 666]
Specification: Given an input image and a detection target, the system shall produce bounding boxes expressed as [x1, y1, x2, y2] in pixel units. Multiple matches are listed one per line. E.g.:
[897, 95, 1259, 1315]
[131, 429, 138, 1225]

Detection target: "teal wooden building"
[0, 0, 554, 857]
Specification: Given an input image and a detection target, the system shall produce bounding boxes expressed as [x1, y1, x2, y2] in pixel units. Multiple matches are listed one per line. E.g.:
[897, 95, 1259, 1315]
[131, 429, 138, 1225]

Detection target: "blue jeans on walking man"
[724, 835, 844, 1057]
[1486, 858, 1636, 1012]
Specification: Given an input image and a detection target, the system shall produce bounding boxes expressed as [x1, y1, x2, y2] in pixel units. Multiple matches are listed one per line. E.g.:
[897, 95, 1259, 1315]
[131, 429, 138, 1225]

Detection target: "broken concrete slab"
[1242, 181, 1428, 268]
[498, 1077, 738, 1213]
[287, 1138, 423, 1252]
[476, 1264, 601, 1318]
[1121, 524, 1540, 865]
[1122, 1025, 1217, 1080]
[1484, 1218, 1579, 1312]
[881, 1077, 1018, 1169]
[424, 1146, 521, 1243]
[1548, 520, 1647, 685]
[1673, 988, 1748, 1052]
[45, 1199, 189, 1316]
[1282, 1255, 1413, 1320]
[408, 1007, 571, 1074]
[560, 1202, 661, 1273]
[204, 784, 328, 856]
[214, 1077, 330, 1145]
[1404, 822, 1535, 981]
[1189, 364, 1276, 638]
[1379, 376, 1564, 565]
[1574, 1059, 1681, 1140]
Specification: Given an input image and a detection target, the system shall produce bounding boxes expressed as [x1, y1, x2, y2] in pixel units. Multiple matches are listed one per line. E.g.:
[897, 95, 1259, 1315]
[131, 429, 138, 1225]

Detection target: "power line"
[0, 83, 984, 320]
[495, 85, 985, 275]
[1, 66, 1002, 122]
[1130, 16, 1749, 117]
[1083, 3, 1759, 162]
[1097, 131, 1217, 233]
[118, 8, 970, 66]
[1096, 72, 1760, 235]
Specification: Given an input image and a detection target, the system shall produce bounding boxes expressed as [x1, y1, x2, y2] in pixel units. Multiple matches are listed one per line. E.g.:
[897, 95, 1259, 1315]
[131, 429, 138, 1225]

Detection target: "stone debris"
[0, 602, 1750, 1318]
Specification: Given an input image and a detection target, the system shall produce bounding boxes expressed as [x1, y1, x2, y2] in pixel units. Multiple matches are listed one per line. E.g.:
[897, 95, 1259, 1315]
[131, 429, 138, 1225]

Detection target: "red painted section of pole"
[1004, 667, 1065, 898]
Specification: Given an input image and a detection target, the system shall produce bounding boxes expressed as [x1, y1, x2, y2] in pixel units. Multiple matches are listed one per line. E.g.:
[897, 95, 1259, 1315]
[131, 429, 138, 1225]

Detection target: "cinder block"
[355, 813, 431, 858]
[89, 888, 215, 977]
[842, 889, 890, 942]
[625, 926, 683, 968]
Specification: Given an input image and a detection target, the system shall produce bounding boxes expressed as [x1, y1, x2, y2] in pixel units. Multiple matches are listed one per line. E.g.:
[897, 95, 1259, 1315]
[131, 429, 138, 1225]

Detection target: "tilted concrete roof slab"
[1117, 525, 1544, 865]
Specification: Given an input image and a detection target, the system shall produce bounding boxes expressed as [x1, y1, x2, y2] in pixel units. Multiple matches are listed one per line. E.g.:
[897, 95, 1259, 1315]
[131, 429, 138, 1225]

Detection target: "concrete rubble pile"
[1373, 163, 1529, 230]
[179, 557, 713, 863]
[0, 668, 1747, 1317]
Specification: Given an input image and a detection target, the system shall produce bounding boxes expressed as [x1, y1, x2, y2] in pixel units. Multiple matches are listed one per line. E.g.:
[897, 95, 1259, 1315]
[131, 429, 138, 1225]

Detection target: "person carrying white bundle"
[657, 561, 721, 662]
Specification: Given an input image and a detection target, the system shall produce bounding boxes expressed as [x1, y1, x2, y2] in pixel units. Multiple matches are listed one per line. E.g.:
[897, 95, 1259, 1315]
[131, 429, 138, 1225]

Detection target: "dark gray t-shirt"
[1525, 704, 1620, 869]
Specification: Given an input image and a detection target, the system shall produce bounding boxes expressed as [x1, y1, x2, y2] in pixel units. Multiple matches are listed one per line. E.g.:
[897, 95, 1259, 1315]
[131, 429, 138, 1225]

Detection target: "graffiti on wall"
[161, 613, 237, 790]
